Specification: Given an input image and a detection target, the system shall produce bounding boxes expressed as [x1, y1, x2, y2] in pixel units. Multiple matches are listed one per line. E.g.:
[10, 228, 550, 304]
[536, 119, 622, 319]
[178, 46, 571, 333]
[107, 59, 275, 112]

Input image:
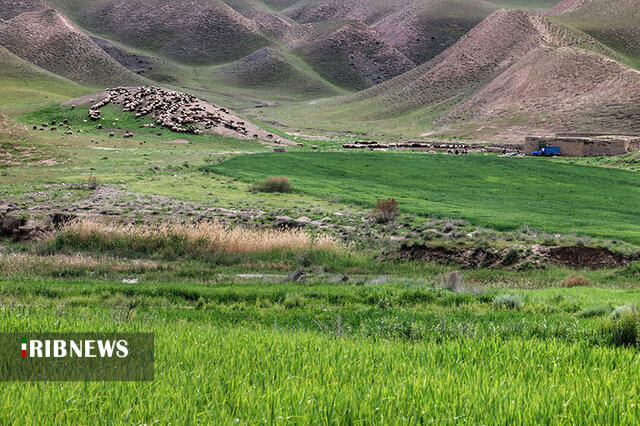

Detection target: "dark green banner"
[0, 333, 154, 381]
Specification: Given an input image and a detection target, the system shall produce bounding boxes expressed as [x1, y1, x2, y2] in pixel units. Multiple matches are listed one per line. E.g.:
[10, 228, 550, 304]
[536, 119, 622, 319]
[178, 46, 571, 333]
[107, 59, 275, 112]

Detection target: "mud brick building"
[525, 133, 640, 157]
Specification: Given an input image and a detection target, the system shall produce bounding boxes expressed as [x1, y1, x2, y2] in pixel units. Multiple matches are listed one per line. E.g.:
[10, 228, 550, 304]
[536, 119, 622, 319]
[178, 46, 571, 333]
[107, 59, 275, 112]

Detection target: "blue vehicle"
[531, 146, 560, 157]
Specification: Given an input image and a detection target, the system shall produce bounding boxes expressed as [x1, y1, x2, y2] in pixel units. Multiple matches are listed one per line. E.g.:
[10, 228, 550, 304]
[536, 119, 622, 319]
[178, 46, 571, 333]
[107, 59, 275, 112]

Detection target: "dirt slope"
[322, 9, 639, 139]
[291, 20, 415, 90]
[339, 10, 556, 117]
[0, 0, 45, 20]
[0, 8, 145, 87]
[548, 0, 584, 14]
[441, 46, 640, 139]
[371, 0, 500, 64]
[52, 0, 270, 65]
[552, 0, 640, 64]
[285, 0, 501, 65]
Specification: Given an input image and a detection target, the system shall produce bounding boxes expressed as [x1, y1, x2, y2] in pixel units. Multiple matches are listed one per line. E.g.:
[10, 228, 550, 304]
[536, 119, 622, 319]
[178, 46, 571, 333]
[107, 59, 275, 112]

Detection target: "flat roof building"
[525, 133, 640, 157]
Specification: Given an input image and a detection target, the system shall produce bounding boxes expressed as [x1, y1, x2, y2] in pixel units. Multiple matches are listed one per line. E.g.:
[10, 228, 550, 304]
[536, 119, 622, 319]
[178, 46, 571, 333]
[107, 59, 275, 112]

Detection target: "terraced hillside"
[0, 8, 145, 87]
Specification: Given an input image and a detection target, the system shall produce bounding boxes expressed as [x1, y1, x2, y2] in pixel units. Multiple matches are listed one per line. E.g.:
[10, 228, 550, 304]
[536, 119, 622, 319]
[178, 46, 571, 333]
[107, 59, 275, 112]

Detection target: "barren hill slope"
[285, 0, 501, 64]
[336, 10, 562, 117]
[0, 0, 45, 20]
[282, 0, 562, 65]
[312, 9, 639, 139]
[51, 0, 270, 65]
[371, 0, 500, 64]
[291, 20, 415, 90]
[0, 8, 145, 87]
[441, 46, 640, 139]
[552, 0, 640, 66]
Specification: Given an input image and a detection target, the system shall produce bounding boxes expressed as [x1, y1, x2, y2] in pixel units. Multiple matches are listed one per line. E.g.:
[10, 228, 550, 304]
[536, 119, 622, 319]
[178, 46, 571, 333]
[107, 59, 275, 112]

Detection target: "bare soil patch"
[392, 243, 632, 270]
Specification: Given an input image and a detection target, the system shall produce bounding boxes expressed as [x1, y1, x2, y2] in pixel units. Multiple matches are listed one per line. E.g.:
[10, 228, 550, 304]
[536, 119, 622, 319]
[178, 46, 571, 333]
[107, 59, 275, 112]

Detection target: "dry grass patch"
[562, 274, 592, 288]
[251, 176, 291, 193]
[46, 220, 340, 258]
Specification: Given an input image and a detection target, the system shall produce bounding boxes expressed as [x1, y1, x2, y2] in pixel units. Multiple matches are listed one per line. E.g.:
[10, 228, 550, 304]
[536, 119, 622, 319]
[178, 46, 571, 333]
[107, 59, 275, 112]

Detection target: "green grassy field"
[210, 152, 640, 244]
[3, 277, 640, 423]
[3, 8, 640, 419]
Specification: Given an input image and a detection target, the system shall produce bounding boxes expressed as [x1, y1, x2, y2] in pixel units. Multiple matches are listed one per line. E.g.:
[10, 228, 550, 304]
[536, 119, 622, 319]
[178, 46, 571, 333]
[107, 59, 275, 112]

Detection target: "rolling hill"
[282, 0, 561, 65]
[50, 0, 270, 65]
[2, 0, 638, 142]
[0, 8, 145, 87]
[295, 9, 640, 140]
[215, 47, 345, 98]
[552, 0, 640, 68]
[290, 20, 415, 90]
[0, 0, 44, 20]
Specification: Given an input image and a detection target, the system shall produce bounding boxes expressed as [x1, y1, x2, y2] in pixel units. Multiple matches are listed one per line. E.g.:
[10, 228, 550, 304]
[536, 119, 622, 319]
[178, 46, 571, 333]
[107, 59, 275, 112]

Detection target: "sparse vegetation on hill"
[0, 0, 45, 20]
[552, 0, 640, 68]
[51, 0, 269, 65]
[216, 47, 344, 98]
[272, 9, 640, 139]
[292, 20, 415, 89]
[0, 8, 144, 87]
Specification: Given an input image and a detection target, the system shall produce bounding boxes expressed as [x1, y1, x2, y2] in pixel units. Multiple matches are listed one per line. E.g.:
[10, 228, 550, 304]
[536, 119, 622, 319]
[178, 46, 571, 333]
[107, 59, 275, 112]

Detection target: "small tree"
[373, 198, 400, 223]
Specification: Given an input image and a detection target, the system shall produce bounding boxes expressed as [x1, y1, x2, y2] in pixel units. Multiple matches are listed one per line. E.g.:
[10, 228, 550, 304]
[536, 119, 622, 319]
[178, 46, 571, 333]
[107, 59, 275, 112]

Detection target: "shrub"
[561, 274, 592, 288]
[576, 305, 610, 318]
[251, 176, 291, 193]
[500, 248, 519, 267]
[493, 294, 522, 310]
[601, 306, 640, 348]
[373, 198, 400, 223]
[441, 270, 463, 292]
[85, 175, 99, 190]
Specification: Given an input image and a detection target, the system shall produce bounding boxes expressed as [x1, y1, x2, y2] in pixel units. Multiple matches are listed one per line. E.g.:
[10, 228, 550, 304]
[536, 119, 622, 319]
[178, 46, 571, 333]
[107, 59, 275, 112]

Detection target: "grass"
[43, 219, 340, 259]
[491, 0, 561, 10]
[3, 277, 640, 423]
[209, 152, 640, 244]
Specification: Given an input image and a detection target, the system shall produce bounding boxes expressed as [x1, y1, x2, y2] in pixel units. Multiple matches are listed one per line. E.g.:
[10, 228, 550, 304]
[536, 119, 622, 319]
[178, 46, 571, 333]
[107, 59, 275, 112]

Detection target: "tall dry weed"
[50, 220, 340, 255]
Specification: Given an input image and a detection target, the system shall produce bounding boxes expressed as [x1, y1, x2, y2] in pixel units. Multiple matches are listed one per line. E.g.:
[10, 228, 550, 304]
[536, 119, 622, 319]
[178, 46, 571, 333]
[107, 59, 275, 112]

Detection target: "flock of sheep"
[88, 86, 252, 136]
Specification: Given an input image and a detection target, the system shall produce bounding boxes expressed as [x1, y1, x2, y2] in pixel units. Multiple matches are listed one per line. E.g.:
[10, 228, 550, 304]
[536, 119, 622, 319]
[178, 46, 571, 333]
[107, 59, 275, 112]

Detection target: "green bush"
[576, 305, 610, 318]
[601, 307, 640, 348]
[251, 176, 291, 193]
[620, 262, 640, 278]
[493, 294, 522, 310]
